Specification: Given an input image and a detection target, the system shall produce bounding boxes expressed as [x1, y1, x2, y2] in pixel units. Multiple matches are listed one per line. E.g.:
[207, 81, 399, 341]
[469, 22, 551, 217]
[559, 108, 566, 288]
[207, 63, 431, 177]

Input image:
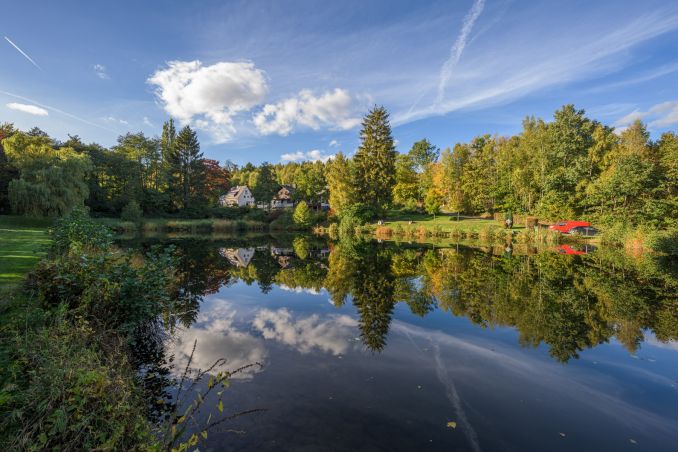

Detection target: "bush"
[526, 217, 539, 228]
[338, 214, 359, 239]
[648, 229, 678, 255]
[339, 203, 375, 224]
[30, 246, 177, 337]
[327, 222, 339, 240]
[120, 200, 142, 224]
[293, 201, 312, 228]
[0, 314, 155, 450]
[51, 207, 113, 254]
[244, 208, 268, 222]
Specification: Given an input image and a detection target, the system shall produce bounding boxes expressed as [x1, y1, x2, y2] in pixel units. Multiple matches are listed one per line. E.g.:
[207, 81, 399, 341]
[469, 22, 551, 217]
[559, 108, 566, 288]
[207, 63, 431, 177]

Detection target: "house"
[219, 248, 255, 267]
[220, 185, 255, 207]
[271, 185, 295, 209]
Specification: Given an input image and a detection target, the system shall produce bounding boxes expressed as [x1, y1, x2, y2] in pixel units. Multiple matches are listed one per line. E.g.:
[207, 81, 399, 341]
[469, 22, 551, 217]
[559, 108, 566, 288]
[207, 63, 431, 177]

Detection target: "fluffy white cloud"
[168, 303, 267, 379]
[252, 308, 357, 355]
[329, 139, 340, 147]
[143, 116, 154, 127]
[615, 100, 678, 130]
[254, 88, 360, 136]
[148, 60, 268, 143]
[280, 149, 334, 163]
[6, 102, 48, 116]
[93, 64, 109, 79]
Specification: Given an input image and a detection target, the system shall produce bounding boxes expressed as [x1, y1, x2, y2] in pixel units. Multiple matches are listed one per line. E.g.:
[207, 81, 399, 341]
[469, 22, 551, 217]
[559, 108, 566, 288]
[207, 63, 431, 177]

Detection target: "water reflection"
[117, 235, 678, 450]
[126, 235, 677, 363]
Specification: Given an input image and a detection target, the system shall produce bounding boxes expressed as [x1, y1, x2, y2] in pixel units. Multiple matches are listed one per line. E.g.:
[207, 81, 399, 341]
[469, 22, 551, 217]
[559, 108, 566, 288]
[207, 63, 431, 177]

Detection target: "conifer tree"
[353, 106, 397, 216]
[169, 125, 204, 210]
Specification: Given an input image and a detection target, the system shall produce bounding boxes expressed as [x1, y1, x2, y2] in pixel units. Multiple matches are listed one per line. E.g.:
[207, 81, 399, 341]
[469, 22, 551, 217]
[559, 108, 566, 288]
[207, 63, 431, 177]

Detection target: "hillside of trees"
[1, 104, 676, 231]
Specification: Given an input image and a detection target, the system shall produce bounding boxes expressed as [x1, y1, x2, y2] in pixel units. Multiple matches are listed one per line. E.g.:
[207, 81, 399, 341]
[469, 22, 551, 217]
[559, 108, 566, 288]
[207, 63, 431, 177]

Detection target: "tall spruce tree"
[353, 106, 397, 215]
[169, 125, 204, 210]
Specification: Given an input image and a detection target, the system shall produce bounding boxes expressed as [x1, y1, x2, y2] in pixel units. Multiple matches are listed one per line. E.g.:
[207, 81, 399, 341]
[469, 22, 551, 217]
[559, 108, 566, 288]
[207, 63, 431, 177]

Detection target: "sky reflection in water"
[150, 238, 678, 451]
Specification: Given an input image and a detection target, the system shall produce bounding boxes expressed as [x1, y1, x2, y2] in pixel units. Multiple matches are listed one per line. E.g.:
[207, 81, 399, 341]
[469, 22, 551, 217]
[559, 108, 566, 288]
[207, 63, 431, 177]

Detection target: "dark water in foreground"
[125, 236, 678, 452]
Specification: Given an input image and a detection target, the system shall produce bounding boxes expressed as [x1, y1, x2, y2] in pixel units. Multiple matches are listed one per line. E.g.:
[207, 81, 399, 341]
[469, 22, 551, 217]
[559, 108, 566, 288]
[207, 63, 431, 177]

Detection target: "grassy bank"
[340, 212, 561, 245]
[98, 215, 316, 235]
[0, 216, 51, 294]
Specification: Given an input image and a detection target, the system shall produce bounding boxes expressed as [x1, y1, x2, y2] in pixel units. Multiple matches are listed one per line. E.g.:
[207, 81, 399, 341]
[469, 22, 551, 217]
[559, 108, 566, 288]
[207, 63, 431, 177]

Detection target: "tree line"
[1, 103, 676, 229]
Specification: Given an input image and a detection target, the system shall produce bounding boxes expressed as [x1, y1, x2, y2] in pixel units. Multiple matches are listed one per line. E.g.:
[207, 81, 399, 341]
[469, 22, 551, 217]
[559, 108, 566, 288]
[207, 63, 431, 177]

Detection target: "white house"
[219, 248, 255, 267]
[220, 186, 255, 207]
[271, 185, 295, 209]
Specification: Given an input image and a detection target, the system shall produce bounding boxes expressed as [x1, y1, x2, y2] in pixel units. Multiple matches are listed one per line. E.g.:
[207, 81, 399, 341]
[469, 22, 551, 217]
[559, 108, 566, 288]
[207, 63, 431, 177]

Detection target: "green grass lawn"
[380, 210, 525, 232]
[0, 216, 52, 293]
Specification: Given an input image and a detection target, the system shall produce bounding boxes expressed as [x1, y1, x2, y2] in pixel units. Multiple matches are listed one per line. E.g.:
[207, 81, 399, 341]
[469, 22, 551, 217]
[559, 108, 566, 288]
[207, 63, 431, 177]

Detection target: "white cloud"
[254, 88, 360, 136]
[102, 115, 129, 125]
[168, 303, 267, 379]
[93, 64, 109, 79]
[148, 60, 268, 143]
[6, 102, 48, 116]
[143, 116, 154, 127]
[2, 90, 116, 132]
[252, 308, 357, 355]
[614, 100, 678, 129]
[281, 149, 334, 163]
[436, 0, 485, 103]
[329, 139, 340, 147]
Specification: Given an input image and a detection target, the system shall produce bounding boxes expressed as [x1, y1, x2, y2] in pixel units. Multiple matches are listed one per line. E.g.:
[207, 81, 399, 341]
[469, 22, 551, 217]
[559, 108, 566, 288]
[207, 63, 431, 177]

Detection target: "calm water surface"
[127, 236, 678, 452]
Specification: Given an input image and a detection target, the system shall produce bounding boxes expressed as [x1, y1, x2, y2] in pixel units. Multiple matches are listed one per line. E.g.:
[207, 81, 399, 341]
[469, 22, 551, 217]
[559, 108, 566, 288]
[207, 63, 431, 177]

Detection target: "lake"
[124, 235, 678, 452]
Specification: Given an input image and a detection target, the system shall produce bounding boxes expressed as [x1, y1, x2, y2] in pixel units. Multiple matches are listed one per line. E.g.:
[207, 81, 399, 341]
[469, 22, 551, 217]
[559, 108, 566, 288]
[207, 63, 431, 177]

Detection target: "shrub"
[648, 228, 678, 255]
[0, 315, 155, 450]
[339, 203, 375, 224]
[244, 208, 268, 222]
[328, 222, 339, 240]
[338, 214, 359, 239]
[375, 226, 393, 237]
[526, 217, 539, 228]
[120, 200, 143, 224]
[30, 247, 177, 337]
[51, 207, 113, 254]
[293, 201, 312, 228]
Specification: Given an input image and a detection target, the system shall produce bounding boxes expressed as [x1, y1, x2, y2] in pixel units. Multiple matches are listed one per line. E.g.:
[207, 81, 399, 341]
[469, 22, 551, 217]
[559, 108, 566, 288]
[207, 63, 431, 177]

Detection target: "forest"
[1, 104, 676, 236]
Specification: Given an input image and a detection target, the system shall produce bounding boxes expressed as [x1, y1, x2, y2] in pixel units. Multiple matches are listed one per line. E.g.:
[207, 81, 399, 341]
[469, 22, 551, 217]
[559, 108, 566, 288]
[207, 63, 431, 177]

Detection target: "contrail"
[4, 36, 42, 70]
[436, 0, 485, 103]
[0, 90, 117, 133]
[431, 339, 482, 452]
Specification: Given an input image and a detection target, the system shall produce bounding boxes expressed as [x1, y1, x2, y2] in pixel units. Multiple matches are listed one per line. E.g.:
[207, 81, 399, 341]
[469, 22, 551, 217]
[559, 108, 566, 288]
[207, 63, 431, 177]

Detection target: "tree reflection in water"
[124, 235, 677, 362]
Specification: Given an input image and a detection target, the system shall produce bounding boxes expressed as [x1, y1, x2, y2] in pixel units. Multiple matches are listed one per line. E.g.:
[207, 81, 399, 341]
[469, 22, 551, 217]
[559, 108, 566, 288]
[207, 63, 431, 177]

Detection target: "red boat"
[548, 220, 591, 233]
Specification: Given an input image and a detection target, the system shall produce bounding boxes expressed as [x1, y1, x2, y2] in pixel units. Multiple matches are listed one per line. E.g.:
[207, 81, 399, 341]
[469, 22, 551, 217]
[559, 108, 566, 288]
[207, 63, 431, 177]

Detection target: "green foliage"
[4, 133, 92, 217]
[424, 189, 443, 215]
[121, 200, 143, 223]
[248, 162, 278, 203]
[0, 311, 155, 450]
[326, 152, 356, 216]
[52, 207, 113, 254]
[168, 126, 205, 211]
[293, 200, 312, 228]
[353, 106, 397, 215]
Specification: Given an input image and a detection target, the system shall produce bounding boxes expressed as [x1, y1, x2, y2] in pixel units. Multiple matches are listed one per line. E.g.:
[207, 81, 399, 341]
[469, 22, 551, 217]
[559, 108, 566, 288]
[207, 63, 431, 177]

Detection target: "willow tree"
[3, 133, 92, 216]
[353, 106, 397, 216]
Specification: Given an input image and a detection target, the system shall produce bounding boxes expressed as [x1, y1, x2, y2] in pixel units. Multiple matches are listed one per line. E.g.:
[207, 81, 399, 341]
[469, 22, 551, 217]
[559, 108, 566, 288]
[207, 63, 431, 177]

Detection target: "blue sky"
[2, 0, 678, 165]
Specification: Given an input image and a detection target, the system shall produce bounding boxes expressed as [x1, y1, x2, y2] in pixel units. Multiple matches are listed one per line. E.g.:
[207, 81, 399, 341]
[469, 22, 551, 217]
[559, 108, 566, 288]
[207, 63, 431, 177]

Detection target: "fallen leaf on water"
[559, 432, 566, 437]
[447, 421, 457, 429]
[629, 439, 637, 444]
